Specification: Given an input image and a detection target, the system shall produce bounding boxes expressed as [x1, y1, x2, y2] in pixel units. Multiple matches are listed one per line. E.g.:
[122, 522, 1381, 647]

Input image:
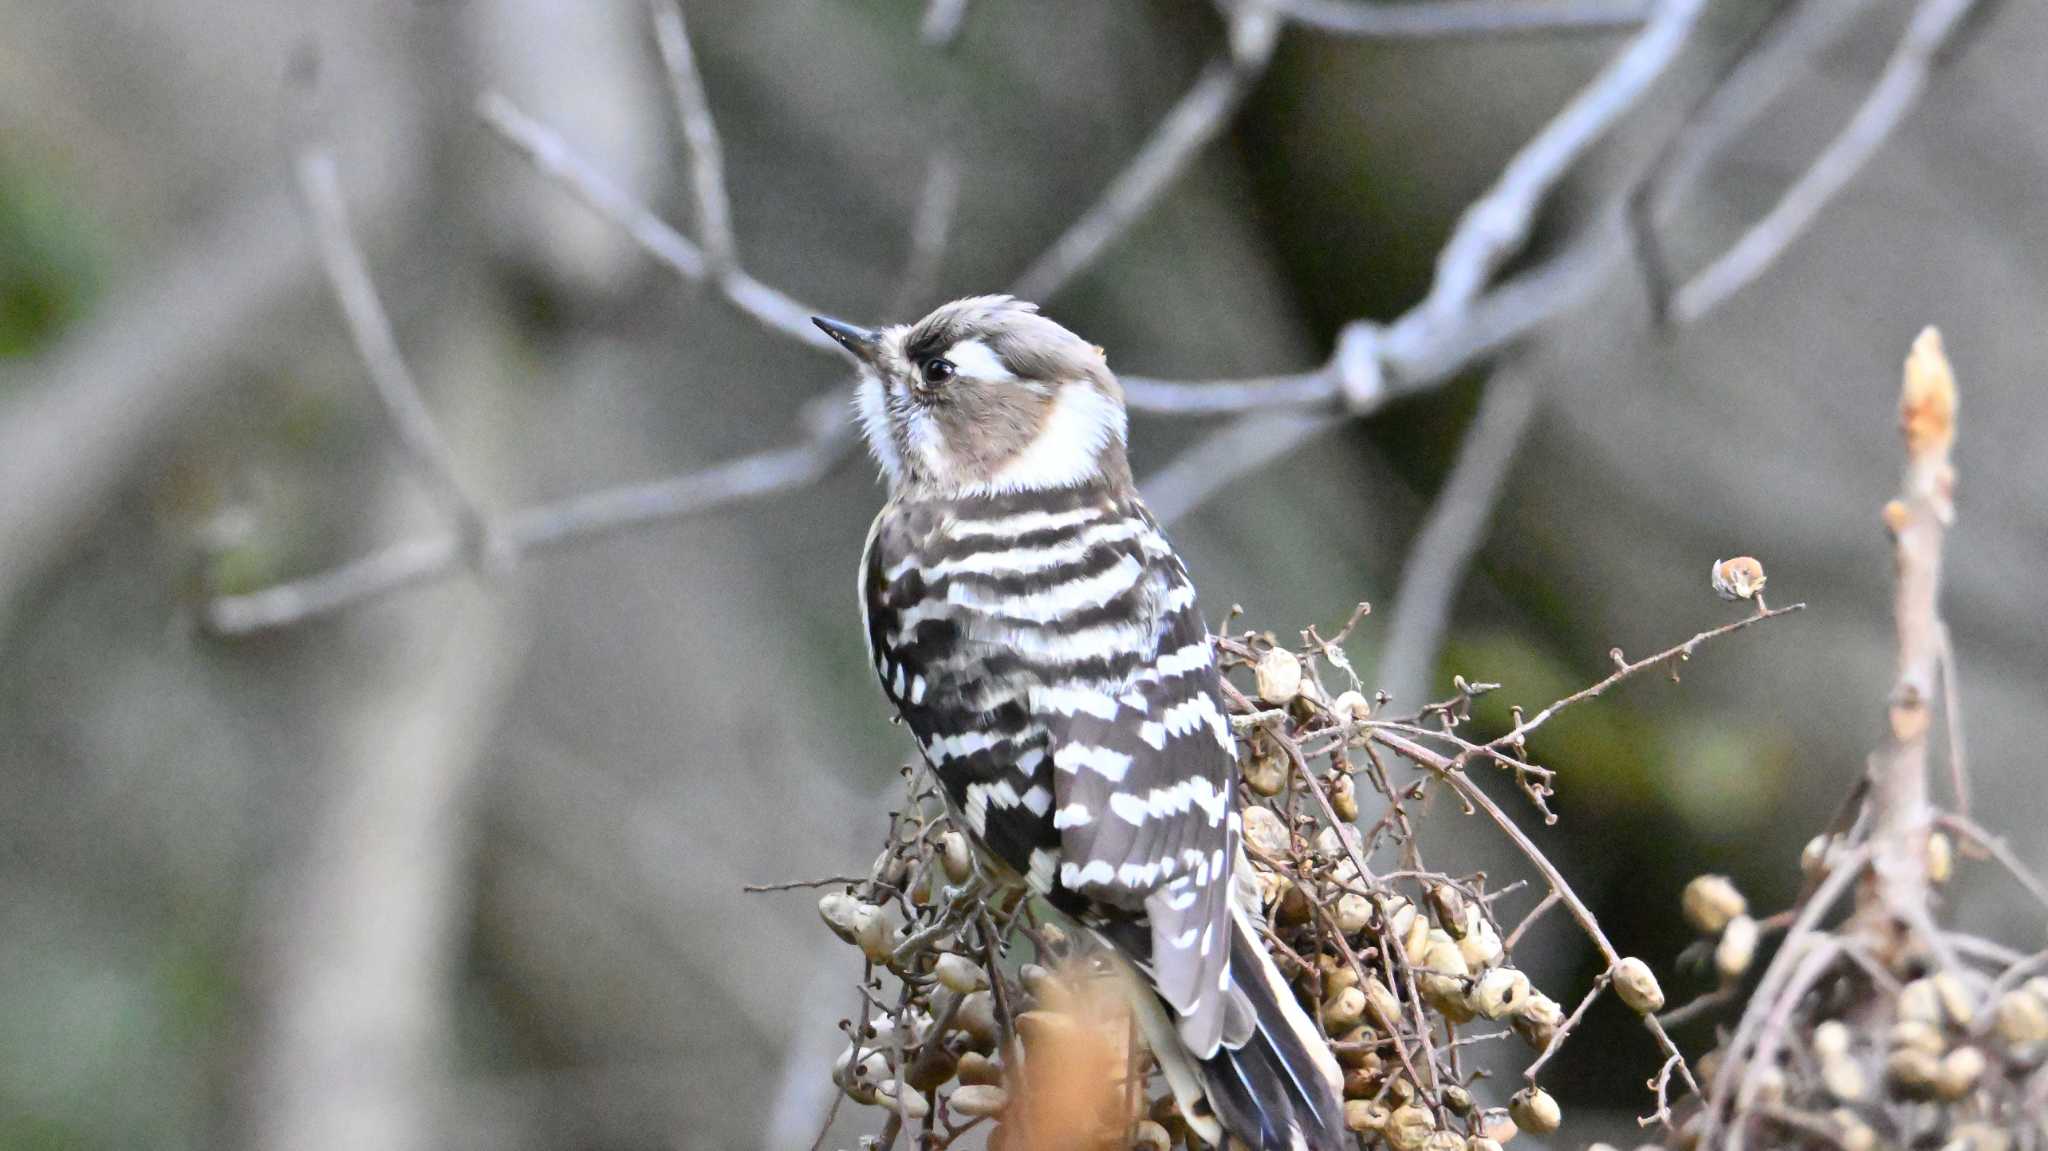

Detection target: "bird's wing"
[1048, 520, 1244, 1056]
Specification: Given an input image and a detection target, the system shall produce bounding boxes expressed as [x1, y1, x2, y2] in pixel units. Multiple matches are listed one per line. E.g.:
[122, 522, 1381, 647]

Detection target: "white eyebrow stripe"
[942, 338, 1016, 382]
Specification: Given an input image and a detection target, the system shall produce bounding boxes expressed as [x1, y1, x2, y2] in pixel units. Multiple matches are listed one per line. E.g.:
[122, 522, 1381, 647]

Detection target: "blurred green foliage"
[0, 150, 100, 360]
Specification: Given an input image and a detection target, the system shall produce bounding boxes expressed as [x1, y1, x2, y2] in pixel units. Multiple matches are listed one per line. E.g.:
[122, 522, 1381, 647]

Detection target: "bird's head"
[814, 295, 1129, 498]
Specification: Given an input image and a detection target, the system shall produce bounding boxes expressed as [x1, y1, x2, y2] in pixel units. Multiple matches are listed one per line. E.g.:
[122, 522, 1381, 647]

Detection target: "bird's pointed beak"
[812, 315, 882, 365]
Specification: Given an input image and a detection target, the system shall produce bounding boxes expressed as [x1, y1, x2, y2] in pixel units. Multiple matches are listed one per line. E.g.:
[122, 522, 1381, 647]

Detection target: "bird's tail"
[1139, 906, 1346, 1151]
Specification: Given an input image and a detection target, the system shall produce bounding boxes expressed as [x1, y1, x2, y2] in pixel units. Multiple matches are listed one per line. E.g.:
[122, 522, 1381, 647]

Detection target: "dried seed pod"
[1711, 556, 1766, 601]
[1402, 909, 1434, 961]
[1992, 986, 2048, 1046]
[1329, 772, 1359, 822]
[1469, 1141, 1505, 1151]
[1508, 1086, 1561, 1135]
[875, 1079, 930, 1119]
[1715, 914, 1759, 981]
[1428, 884, 1468, 937]
[1276, 880, 1313, 926]
[1244, 751, 1286, 796]
[1512, 992, 1564, 1050]
[1899, 977, 1944, 1027]
[1820, 1055, 1866, 1103]
[1333, 1030, 1379, 1069]
[1130, 1120, 1171, 1151]
[1682, 875, 1747, 935]
[1322, 986, 1367, 1031]
[940, 830, 972, 885]
[1457, 915, 1504, 970]
[1380, 896, 1418, 946]
[833, 1045, 891, 1105]
[1361, 976, 1403, 1030]
[934, 952, 987, 994]
[1927, 830, 1954, 884]
[1612, 957, 1665, 1014]
[1256, 648, 1303, 703]
[1333, 689, 1371, 723]
[1384, 1104, 1436, 1151]
[1831, 1108, 1878, 1151]
[856, 901, 907, 965]
[1441, 1085, 1473, 1115]
[1934, 1045, 1986, 1101]
[1344, 1099, 1389, 1133]
[1384, 1075, 1416, 1108]
[1242, 805, 1290, 857]
[1931, 971, 1975, 1027]
[1418, 932, 1474, 1021]
[818, 892, 867, 945]
[1335, 892, 1373, 934]
[1422, 1133, 1467, 1151]
[1885, 1046, 1942, 1101]
[955, 1050, 1002, 1086]
[1813, 1019, 1852, 1059]
[1467, 966, 1531, 1021]
[1321, 958, 1360, 996]
[948, 1083, 1008, 1118]
[952, 990, 998, 1050]
[1019, 963, 1072, 1012]
[1342, 1065, 1381, 1100]
[904, 1042, 960, 1093]
[1889, 1019, 1946, 1055]
[1479, 1110, 1518, 1144]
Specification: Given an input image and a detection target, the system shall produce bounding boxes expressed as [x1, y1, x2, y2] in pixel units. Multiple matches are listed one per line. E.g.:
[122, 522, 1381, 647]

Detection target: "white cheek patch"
[984, 381, 1127, 493]
[903, 406, 952, 480]
[942, 338, 1017, 382]
[853, 373, 903, 485]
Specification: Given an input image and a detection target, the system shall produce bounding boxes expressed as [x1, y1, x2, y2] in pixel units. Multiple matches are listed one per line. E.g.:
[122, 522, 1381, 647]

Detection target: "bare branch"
[1139, 411, 1345, 525]
[204, 396, 857, 635]
[650, 0, 737, 275]
[920, 0, 971, 46]
[889, 154, 962, 317]
[1670, 0, 1982, 323]
[1009, 48, 1267, 302]
[1416, 0, 1705, 323]
[295, 138, 495, 553]
[477, 91, 835, 351]
[1378, 366, 1541, 706]
[1278, 0, 1654, 37]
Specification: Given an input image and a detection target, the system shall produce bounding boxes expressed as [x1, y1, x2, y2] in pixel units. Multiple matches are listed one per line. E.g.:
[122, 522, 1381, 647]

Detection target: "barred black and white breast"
[862, 478, 1241, 1022]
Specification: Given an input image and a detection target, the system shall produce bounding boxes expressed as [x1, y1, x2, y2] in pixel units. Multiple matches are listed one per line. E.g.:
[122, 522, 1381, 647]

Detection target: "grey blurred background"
[0, 1, 2041, 1148]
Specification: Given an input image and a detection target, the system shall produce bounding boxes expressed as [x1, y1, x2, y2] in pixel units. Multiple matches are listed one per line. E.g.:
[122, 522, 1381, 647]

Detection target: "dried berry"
[1508, 1086, 1561, 1135]
[1682, 875, 1747, 935]
[1612, 956, 1665, 1014]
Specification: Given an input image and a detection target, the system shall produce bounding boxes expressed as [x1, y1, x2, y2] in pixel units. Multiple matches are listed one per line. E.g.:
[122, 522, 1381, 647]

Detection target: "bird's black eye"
[920, 357, 955, 385]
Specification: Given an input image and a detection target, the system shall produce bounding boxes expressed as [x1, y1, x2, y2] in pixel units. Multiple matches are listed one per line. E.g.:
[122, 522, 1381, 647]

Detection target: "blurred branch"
[920, 0, 972, 47]
[889, 154, 962, 317]
[1627, 0, 1871, 315]
[650, 0, 736, 276]
[476, 91, 836, 351]
[1377, 366, 1541, 707]
[1669, 0, 1983, 324]
[1139, 411, 1346, 524]
[1009, 51, 1267, 302]
[295, 137, 495, 554]
[1417, 0, 1704, 324]
[205, 395, 855, 634]
[1278, 0, 1654, 37]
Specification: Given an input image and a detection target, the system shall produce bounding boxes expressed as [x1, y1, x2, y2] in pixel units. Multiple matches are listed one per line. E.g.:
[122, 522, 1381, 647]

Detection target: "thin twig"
[1670, 0, 1983, 323]
[477, 91, 835, 351]
[1139, 411, 1345, 524]
[1416, 0, 1706, 323]
[295, 140, 493, 552]
[920, 0, 971, 46]
[204, 397, 856, 634]
[1279, 0, 1653, 37]
[650, 0, 737, 276]
[1009, 52, 1266, 302]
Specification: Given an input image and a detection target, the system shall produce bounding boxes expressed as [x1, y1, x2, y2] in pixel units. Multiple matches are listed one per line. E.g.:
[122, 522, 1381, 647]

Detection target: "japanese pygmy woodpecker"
[816, 296, 1345, 1151]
